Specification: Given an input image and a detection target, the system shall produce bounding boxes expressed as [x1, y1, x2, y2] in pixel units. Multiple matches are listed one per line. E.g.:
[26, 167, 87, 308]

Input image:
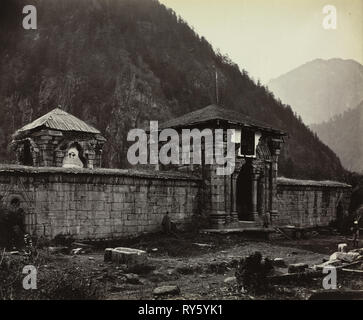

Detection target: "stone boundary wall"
[0, 165, 201, 240]
[275, 177, 351, 228]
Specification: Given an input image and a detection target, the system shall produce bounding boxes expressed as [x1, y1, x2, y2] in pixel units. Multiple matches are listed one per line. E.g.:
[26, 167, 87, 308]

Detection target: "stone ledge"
[277, 177, 351, 188]
[0, 164, 201, 181]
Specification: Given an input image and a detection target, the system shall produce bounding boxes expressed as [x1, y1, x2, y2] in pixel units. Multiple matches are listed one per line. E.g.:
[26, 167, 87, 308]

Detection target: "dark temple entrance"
[236, 161, 253, 221]
[21, 141, 34, 166]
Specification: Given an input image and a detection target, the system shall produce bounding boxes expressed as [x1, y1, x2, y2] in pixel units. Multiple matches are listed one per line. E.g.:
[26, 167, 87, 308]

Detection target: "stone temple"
[0, 105, 351, 240]
[158, 104, 286, 227]
[10, 108, 106, 169]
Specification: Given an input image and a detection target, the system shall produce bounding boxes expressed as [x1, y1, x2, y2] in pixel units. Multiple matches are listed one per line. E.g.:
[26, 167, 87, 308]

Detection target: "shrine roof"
[13, 108, 101, 139]
[160, 104, 286, 135]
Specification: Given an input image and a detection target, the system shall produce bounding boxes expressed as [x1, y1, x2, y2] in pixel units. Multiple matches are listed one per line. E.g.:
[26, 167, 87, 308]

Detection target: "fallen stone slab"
[329, 251, 360, 263]
[313, 259, 342, 270]
[315, 260, 362, 271]
[288, 263, 308, 273]
[71, 248, 84, 255]
[71, 242, 94, 253]
[349, 248, 363, 255]
[153, 285, 180, 297]
[49, 246, 69, 254]
[105, 247, 147, 267]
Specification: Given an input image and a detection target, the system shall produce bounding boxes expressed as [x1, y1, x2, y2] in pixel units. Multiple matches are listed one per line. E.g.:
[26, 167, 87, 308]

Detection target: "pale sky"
[160, 0, 363, 83]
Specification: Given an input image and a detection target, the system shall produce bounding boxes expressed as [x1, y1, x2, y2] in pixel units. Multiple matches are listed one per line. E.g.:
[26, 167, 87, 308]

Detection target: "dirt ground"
[33, 231, 363, 300]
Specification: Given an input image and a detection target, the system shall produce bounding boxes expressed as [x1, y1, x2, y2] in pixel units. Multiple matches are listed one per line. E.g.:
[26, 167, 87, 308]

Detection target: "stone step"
[200, 227, 274, 234]
[208, 219, 262, 230]
[200, 227, 275, 240]
[221, 220, 259, 229]
[237, 220, 258, 229]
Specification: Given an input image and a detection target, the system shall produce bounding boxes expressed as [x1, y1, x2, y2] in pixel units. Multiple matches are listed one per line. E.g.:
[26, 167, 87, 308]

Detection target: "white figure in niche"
[62, 147, 84, 168]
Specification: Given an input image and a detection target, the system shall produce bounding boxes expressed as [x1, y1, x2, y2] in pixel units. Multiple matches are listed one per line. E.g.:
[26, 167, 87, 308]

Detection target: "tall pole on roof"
[215, 66, 219, 105]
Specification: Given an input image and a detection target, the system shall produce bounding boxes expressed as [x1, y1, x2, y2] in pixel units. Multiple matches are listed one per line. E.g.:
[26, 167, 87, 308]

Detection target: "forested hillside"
[0, 0, 346, 180]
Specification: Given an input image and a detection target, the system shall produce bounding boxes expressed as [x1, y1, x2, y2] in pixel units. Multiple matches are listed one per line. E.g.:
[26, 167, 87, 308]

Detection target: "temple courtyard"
[3, 231, 361, 300]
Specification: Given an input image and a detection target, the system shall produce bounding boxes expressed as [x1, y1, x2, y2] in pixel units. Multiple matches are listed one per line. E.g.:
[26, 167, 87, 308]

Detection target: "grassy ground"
[1, 232, 362, 300]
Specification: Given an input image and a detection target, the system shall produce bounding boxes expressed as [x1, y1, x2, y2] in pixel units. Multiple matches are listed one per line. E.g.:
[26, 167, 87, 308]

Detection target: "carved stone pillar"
[230, 173, 239, 222]
[270, 149, 280, 222]
[225, 175, 231, 224]
[85, 149, 96, 169]
[209, 165, 227, 227]
[229, 158, 245, 223]
[264, 163, 271, 225]
[269, 161, 274, 213]
[258, 174, 265, 216]
[251, 169, 259, 221]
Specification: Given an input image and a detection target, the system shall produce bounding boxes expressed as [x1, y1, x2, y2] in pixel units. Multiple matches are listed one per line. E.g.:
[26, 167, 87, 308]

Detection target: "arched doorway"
[336, 200, 345, 232]
[336, 201, 344, 222]
[236, 161, 253, 221]
[21, 141, 34, 166]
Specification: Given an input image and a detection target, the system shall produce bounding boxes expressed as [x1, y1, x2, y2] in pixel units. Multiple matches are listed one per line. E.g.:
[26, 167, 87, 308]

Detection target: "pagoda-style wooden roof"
[13, 108, 101, 138]
[159, 104, 285, 135]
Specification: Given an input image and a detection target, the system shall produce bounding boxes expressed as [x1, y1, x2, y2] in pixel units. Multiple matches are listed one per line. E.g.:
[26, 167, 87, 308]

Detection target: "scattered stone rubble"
[46, 242, 94, 255]
[42, 241, 362, 299]
[48, 246, 68, 254]
[313, 244, 363, 270]
[262, 244, 363, 288]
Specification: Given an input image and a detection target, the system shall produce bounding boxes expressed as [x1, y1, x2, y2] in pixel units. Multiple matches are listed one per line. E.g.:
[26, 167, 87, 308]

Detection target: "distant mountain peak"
[311, 100, 363, 173]
[306, 57, 361, 65]
[268, 58, 363, 124]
